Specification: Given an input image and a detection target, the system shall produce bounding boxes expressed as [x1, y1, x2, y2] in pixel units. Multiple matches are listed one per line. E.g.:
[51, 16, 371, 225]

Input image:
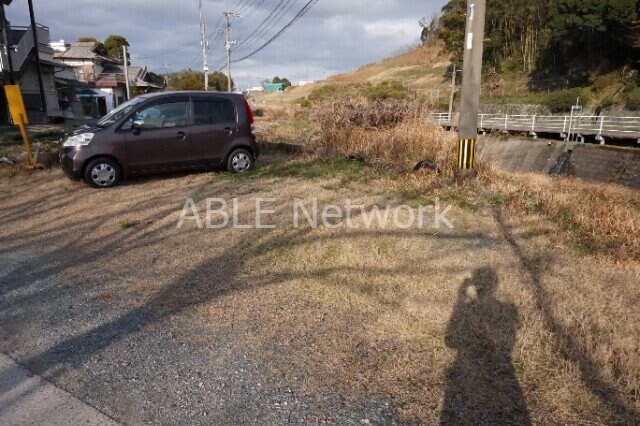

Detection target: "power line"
[232, 0, 299, 56]
[229, 0, 290, 55]
[233, 0, 320, 63]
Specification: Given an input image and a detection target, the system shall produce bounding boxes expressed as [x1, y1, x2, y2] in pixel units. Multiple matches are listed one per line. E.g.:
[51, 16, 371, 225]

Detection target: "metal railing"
[0, 24, 51, 72]
[431, 113, 640, 141]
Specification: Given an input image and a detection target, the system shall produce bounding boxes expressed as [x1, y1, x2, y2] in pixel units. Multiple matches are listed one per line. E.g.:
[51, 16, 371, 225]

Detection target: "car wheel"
[84, 158, 121, 188]
[227, 149, 254, 173]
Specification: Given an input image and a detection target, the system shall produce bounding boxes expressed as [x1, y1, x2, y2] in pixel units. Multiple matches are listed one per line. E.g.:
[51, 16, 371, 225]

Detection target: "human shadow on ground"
[440, 267, 531, 425]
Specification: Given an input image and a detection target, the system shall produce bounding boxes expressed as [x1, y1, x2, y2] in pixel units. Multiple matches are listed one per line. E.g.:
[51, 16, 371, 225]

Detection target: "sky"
[6, 0, 446, 88]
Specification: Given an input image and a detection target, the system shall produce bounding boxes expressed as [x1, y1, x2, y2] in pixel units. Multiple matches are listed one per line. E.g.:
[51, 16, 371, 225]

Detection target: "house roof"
[54, 41, 117, 63]
[96, 64, 161, 88]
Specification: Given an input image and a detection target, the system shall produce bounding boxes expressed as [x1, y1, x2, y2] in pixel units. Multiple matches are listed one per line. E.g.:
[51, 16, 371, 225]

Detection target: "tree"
[177, 73, 204, 91]
[104, 35, 130, 64]
[438, 0, 467, 63]
[164, 70, 233, 92]
[438, 0, 637, 75]
[209, 71, 233, 91]
[272, 76, 292, 87]
[419, 13, 440, 46]
[77, 37, 107, 56]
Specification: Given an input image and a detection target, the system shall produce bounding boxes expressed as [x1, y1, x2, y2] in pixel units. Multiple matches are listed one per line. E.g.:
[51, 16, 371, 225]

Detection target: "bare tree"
[420, 13, 440, 46]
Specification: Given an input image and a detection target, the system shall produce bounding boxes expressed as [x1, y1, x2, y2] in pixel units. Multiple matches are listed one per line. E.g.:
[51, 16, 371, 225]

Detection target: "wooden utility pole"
[456, 0, 486, 177]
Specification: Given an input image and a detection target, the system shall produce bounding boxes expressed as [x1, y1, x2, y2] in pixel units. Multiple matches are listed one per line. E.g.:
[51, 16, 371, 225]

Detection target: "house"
[0, 23, 62, 123]
[54, 41, 163, 116]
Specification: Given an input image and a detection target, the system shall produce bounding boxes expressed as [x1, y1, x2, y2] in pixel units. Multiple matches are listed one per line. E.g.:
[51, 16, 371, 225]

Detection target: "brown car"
[60, 91, 258, 188]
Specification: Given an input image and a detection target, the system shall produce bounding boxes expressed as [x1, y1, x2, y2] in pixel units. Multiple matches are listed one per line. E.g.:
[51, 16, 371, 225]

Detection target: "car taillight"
[244, 99, 255, 134]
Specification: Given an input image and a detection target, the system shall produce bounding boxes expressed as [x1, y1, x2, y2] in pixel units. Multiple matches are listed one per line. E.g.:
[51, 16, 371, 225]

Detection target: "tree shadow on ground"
[494, 208, 638, 422]
[440, 267, 531, 425]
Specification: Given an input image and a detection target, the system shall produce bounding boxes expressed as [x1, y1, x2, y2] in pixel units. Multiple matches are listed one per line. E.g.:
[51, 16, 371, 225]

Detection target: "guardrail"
[431, 113, 640, 143]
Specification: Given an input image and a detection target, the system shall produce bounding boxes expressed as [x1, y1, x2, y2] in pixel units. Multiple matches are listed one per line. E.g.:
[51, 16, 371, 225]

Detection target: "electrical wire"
[233, 0, 320, 62]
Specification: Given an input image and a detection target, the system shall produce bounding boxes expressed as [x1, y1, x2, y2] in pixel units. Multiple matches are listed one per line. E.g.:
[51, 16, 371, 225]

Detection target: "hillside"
[252, 40, 638, 115]
[251, 44, 452, 108]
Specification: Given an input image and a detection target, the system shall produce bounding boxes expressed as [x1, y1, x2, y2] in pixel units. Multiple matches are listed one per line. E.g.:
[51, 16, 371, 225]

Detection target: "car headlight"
[63, 133, 94, 147]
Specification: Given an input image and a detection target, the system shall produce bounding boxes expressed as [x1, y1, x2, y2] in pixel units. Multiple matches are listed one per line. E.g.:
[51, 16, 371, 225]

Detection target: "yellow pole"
[17, 114, 34, 167]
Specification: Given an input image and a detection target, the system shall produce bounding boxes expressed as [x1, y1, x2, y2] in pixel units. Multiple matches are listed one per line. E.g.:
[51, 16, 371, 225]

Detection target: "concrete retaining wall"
[477, 136, 640, 190]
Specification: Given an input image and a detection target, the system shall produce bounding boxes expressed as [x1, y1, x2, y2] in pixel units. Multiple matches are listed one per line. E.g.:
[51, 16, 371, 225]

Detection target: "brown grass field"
[1, 102, 639, 423]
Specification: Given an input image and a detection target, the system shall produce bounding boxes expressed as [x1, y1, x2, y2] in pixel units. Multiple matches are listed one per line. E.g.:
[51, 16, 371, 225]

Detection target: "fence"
[431, 113, 640, 143]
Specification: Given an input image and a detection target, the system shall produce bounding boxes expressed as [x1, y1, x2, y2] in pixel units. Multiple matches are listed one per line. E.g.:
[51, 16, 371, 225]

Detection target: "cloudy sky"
[6, 0, 446, 88]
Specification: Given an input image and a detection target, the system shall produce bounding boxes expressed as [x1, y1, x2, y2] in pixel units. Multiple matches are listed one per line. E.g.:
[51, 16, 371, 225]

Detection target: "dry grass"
[1, 151, 639, 424]
[2, 105, 639, 423]
[480, 169, 640, 262]
[286, 96, 639, 264]
[311, 98, 456, 172]
[329, 43, 447, 83]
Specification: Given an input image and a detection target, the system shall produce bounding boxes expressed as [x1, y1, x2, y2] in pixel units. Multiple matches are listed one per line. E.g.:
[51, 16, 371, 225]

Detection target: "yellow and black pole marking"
[456, 138, 476, 170]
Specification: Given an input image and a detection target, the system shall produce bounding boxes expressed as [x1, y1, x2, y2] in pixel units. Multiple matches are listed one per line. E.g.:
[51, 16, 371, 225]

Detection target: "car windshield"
[96, 97, 146, 128]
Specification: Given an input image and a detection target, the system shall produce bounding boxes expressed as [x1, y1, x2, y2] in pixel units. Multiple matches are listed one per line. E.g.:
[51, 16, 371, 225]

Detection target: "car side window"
[132, 101, 189, 130]
[193, 100, 236, 125]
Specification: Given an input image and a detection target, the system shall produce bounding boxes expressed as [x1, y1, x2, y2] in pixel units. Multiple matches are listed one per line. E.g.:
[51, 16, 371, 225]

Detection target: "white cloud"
[5, 0, 446, 87]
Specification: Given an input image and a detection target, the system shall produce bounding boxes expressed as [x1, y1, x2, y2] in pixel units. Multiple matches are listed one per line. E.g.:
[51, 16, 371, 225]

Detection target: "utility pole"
[200, 0, 209, 90]
[0, 2, 15, 84]
[456, 0, 486, 177]
[27, 0, 46, 113]
[223, 11, 240, 93]
[448, 64, 457, 121]
[123, 45, 130, 100]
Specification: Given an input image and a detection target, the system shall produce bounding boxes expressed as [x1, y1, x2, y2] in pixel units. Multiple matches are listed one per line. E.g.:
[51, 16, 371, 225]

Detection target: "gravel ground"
[2, 159, 639, 425]
[0, 164, 401, 425]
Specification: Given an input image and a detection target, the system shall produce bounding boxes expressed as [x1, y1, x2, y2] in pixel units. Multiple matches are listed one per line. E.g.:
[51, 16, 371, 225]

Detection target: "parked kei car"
[59, 91, 258, 188]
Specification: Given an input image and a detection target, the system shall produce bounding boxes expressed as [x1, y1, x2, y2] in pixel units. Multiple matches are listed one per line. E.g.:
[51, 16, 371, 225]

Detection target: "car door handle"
[177, 131, 186, 140]
[224, 127, 233, 136]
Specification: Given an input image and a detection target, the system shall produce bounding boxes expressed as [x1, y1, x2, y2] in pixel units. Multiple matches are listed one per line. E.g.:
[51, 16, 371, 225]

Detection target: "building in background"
[263, 82, 286, 92]
[53, 41, 163, 117]
[0, 23, 61, 123]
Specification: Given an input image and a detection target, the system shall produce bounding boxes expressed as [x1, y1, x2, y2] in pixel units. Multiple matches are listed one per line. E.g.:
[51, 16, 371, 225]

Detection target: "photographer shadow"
[440, 267, 531, 425]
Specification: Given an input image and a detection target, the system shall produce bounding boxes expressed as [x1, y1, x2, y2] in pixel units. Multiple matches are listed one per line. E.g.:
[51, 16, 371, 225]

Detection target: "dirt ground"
[1, 153, 639, 424]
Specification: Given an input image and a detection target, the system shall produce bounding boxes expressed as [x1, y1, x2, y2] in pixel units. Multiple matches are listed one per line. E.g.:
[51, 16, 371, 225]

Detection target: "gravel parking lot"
[1, 155, 639, 424]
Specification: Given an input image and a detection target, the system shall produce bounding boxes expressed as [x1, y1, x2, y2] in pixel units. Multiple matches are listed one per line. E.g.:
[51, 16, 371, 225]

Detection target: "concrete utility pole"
[200, 0, 209, 90]
[27, 0, 46, 113]
[456, 0, 486, 176]
[223, 11, 239, 92]
[123, 45, 130, 100]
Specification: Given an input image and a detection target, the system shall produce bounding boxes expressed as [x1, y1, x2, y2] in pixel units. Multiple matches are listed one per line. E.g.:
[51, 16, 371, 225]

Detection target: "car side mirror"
[132, 119, 144, 136]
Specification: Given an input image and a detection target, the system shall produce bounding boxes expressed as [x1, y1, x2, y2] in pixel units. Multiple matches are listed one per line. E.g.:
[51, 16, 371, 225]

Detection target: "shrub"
[543, 88, 591, 113]
[310, 98, 455, 172]
[295, 98, 312, 108]
[624, 88, 640, 111]
[591, 72, 619, 92]
[307, 85, 339, 103]
[361, 80, 409, 101]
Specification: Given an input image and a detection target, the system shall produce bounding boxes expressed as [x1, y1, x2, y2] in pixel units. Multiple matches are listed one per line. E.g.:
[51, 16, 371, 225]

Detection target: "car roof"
[139, 91, 243, 100]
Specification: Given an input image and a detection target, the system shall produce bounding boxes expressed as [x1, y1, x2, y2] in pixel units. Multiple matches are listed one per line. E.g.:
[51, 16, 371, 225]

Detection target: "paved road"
[0, 353, 118, 425]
